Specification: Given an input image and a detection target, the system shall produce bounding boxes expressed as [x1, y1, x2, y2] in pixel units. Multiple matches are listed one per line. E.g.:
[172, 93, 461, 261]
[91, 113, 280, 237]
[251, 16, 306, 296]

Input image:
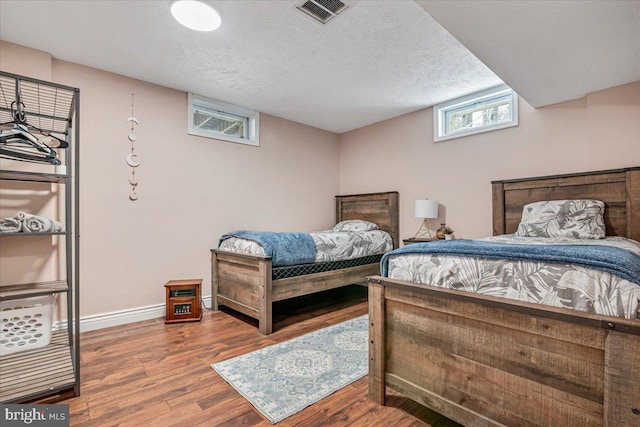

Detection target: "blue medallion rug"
[211, 315, 368, 424]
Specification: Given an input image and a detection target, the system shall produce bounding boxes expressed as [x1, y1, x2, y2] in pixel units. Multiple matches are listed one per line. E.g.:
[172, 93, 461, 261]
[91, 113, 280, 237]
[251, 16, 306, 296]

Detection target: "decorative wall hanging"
[126, 93, 140, 201]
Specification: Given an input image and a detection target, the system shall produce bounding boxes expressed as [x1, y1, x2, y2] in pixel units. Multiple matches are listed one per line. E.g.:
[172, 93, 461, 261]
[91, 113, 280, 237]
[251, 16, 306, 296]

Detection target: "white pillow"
[515, 199, 606, 239]
[333, 220, 379, 232]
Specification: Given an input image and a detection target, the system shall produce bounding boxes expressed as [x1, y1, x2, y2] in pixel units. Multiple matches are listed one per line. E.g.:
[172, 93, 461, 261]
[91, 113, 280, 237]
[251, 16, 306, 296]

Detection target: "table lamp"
[414, 199, 438, 238]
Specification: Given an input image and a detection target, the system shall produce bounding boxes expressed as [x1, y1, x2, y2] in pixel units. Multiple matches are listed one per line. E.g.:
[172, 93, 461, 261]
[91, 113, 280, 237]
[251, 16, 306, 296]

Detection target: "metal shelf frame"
[0, 170, 68, 184]
[0, 280, 69, 301]
[0, 231, 67, 237]
[0, 71, 80, 402]
[0, 71, 78, 135]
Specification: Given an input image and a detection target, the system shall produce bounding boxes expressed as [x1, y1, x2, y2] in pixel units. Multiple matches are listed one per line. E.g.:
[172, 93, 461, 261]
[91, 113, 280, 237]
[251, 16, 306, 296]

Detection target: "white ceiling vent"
[296, 0, 350, 25]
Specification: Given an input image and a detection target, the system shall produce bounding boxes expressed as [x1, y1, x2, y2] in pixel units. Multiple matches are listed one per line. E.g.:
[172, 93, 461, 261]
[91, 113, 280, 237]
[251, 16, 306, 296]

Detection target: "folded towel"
[0, 217, 21, 233]
[16, 211, 63, 233]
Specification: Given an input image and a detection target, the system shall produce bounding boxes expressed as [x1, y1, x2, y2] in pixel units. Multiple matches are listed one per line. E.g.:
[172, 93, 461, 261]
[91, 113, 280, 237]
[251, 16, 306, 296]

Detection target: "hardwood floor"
[61, 285, 461, 426]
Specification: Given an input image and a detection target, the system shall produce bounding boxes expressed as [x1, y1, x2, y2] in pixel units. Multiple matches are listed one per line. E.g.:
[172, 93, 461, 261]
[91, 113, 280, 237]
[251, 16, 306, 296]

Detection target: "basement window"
[188, 94, 259, 146]
[434, 85, 518, 142]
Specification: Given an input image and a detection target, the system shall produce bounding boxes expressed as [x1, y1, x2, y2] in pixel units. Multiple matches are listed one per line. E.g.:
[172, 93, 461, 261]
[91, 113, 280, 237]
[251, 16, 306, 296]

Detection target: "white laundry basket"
[0, 294, 55, 356]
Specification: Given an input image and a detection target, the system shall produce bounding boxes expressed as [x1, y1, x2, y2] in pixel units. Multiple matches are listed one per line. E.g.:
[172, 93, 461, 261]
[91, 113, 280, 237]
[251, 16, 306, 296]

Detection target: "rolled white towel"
[0, 217, 21, 233]
[13, 211, 28, 221]
[16, 212, 63, 233]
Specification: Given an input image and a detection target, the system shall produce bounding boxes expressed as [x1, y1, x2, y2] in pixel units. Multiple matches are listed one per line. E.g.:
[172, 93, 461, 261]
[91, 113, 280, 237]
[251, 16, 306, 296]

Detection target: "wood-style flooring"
[60, 285, 461, 426]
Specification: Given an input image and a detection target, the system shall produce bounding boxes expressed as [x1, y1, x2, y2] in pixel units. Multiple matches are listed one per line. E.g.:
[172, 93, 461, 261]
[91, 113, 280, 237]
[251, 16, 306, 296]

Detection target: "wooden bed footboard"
[211, 250, 273, 334]
[212, 249, 380, 334]
[368, 277, 640, 427]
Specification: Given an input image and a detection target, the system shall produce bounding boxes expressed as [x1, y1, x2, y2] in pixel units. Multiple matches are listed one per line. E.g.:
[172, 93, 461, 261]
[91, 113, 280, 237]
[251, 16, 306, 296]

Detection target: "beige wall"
[3, 39, 640, 324]
[338, 82, 640, 240]
[0, 41, 52, 81]
[1, 42, 340, 318]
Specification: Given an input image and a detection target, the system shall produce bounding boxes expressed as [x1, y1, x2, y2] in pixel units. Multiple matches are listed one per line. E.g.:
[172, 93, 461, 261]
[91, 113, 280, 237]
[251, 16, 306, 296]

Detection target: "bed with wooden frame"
[211, 191, 399, 335]
[368, 167, 640, 427]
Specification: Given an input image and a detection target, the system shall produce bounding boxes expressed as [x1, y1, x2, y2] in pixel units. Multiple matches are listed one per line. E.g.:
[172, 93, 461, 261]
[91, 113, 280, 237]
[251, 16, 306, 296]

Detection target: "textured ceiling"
[0, 0, 501, 133]
[1, 1, 637, 134]
[418, 0, 640, 108]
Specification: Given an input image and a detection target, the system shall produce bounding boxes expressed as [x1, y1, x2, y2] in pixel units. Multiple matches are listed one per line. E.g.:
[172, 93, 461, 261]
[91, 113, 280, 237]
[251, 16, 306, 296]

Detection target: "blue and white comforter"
[219, 229, 392, 266]
[384, 235, 640, 319]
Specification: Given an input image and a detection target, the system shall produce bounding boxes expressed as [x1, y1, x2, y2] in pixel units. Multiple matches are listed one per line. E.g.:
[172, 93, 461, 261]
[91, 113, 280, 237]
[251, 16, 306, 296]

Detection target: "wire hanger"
[12, 79, 27, 124]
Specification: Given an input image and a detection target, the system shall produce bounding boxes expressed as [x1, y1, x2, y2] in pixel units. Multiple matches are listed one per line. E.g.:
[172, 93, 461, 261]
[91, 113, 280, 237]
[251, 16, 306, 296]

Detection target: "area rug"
[211, 314, 368, 423]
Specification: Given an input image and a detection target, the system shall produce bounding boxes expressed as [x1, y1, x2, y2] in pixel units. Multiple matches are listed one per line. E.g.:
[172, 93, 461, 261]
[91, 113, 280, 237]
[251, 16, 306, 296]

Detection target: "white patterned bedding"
[219, 229, 393, 263]
[387, 235, 640, 319]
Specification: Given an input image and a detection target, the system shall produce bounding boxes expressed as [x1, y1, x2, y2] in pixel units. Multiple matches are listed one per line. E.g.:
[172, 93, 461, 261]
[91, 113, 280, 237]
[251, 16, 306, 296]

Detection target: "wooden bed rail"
[367, 276, 640, 336]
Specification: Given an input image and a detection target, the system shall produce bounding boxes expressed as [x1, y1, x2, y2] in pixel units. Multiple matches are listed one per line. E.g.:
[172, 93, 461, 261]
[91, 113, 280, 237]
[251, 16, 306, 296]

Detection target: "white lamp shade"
[415, 199, 438, 219]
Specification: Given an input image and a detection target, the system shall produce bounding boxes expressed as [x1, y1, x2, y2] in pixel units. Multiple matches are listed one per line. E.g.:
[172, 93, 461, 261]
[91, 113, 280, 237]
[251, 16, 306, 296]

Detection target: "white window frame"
[433, 84, 518, 142]
[188, 93, 260, 146]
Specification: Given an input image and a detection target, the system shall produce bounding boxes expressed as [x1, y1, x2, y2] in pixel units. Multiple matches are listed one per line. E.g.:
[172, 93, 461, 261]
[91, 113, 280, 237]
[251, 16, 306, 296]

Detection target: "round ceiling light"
[170, 0, 221, 32]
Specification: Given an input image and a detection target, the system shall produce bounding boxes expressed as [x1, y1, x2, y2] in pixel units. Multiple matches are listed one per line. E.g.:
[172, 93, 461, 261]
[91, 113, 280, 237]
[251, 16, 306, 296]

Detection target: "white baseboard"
[55, 296, 213, 333]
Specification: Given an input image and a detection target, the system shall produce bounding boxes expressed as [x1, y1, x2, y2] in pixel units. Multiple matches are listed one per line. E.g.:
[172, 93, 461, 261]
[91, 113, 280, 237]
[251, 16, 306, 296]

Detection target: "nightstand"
[403, 237, 440, 245]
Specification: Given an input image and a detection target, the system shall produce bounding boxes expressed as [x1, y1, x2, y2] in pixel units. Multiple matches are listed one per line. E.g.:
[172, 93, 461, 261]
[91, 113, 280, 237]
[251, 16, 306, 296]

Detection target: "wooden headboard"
[335, 191, 400, 249]
[492, 167, 640, 240]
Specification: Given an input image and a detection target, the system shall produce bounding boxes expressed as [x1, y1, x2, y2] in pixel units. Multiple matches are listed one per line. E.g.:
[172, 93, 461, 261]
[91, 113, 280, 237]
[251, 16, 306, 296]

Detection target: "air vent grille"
[296, 0, 349, 25]
[316, 0, 347, 14]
